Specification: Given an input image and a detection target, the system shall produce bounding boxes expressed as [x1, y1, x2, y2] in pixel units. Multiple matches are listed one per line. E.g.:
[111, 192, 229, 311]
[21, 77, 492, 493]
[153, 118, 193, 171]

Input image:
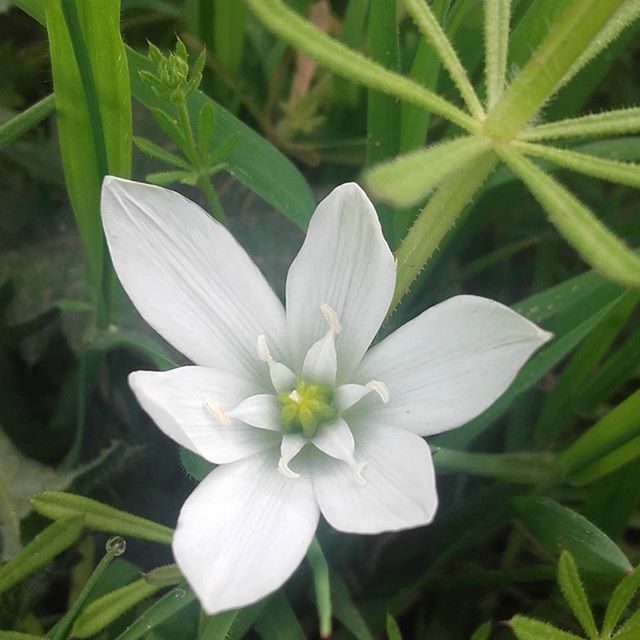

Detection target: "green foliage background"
[0, 0, 639, 638]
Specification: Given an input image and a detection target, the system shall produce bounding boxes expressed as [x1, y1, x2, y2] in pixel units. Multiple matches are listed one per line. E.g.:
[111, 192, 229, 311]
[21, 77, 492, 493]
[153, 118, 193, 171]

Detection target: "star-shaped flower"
[102, 177, 551, 614]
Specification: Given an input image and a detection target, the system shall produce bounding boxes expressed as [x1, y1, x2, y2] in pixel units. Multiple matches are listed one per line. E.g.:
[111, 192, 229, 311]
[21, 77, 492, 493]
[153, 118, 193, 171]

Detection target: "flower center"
[278, 378, 337, 438]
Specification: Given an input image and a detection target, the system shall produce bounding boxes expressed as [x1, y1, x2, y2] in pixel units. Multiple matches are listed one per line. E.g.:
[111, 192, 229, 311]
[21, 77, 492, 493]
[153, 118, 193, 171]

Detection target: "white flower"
[101, 177, 551, 614]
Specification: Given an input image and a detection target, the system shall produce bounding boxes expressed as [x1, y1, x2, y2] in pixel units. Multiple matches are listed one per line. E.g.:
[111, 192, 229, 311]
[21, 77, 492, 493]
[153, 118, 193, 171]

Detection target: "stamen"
[204, 399, 230, 426]
[278, 457, 301, 479]
[353, 461, 367, 486]
[256, 334, 271, 362]
[320, 303, 342, 335]
[366, 380, 390, 403]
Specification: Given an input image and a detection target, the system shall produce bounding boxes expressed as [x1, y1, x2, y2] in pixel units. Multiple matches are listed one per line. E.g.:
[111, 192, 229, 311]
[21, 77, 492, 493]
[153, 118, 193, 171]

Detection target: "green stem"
[177, 100, 228, 225]
[484, 0, 626, 140]
[391, 153, 498, 311]
[0, 467, 21, 560]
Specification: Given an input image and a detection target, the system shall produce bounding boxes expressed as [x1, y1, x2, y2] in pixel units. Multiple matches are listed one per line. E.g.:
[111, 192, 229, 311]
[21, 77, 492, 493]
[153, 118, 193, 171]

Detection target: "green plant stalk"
[244, 0, 478, 133]
[47, 542, 120, 640]
[484, 0, 626, 139]
[0, 94, 55, 149]
[391, 153, 498, 311]
[176, 100, 228, 225]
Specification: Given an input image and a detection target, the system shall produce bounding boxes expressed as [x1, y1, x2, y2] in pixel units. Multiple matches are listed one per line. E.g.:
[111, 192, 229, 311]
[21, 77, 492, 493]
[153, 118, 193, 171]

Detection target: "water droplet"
[106, 536, 127, 556]
[174, 587, 186, 598]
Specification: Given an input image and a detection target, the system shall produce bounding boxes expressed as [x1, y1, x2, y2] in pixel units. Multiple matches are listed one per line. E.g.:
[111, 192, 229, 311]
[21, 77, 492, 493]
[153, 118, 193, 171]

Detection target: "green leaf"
[365, 136, 491, 207]
[511, 497, 632, 582]
[560, 389, 640, 484]
[0, 517, 84, 596]
[330, 574, 373, 640]
[143, 564, 183, 587]
[508, 615, 584, 640]
[484, 0, 511, 108]
[133, 136, 191, 169]
[212, 0, 246, 100]
[520, 107, 640, 141]
[199, 610, 240, 640]
[0, 633, 45, 640]
[72, 578, 162, 638]
[255, 593, 307, 640]
[386, 614, 403, 640]
[366, 0, 401, 214]
[556, 0, 640, 92]
[31, 491, 173, 545]
[557, 551, 598, 639]
[44, 0, 131, 295]
[485, 0, 624, 139]
[469, 621, 491, 640]
[514, 141, 640, 188]
[403, 0, 483, 118]
[180, 447, 215, 482]
[617, 607, 640, 636]
[602, 567, 640, 637]
[112, 585, 195, 640]
[499, 147, 640, 289]
[146, 171, 195, 186]
[306, 539, 332, 639]
[0, 95, 54, 149]
[198, 102, 215, 158]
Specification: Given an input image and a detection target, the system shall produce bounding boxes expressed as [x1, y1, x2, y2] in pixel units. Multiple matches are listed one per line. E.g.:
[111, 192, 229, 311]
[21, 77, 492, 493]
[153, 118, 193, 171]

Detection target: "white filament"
[320, 303, 342, 335]
[204, 399, 230, 426]
[366, 380, 390, 403]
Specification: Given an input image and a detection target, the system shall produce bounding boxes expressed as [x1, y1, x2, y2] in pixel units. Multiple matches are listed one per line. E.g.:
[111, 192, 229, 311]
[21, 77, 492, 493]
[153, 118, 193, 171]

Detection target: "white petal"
[286, 183, 396, 381]
[173, 450, 319, 614]
[279, 434, 308, 478]
[356, 295, 552, 436]
[129, 367, 279, 463]
[302, 330, 337, 385]
[312, 418, 355, 463]
[334, 384, 374, 413]
[227, 394, 282, 431]
[312, 424, 437, 534]
[102, 177, 287, 381]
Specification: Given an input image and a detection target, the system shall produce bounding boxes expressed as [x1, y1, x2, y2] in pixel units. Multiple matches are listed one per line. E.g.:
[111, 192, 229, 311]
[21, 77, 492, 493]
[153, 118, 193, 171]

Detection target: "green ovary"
[278, 379, 337, 438]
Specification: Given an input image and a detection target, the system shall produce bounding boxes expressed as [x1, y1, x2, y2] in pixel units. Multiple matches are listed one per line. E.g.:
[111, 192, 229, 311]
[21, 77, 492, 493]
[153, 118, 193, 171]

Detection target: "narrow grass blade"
[245, 0, 477, 132]
[403, 0, 483, 118]
[519, 108, 640, 141]
[44, 0, 131, 307]
[367, 0, 400, 166]
[0, 517, 84, 596]
[213, 0, 246, 101]
[200, 610, 240, 640]
[330, 574, 373, 640]
[484, 0, 511, 108]
[0, 95, 54, 149]
[307, 539, 332, 639]
[0, 633, 44, 640]
[557, 551, 598, 639]
[255, 593, 307, 640]
[514, 141, 640, 188]
[113, 585, 196, 640]
[499, 147, 640, 288]
[365, 136, 490, 207]
[560, 389, 640, 485]
[47, 538, 125, 640]
[386, 614, 403, 640]
[72, 578, 162, 638]
[31, 492, 173, 545]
